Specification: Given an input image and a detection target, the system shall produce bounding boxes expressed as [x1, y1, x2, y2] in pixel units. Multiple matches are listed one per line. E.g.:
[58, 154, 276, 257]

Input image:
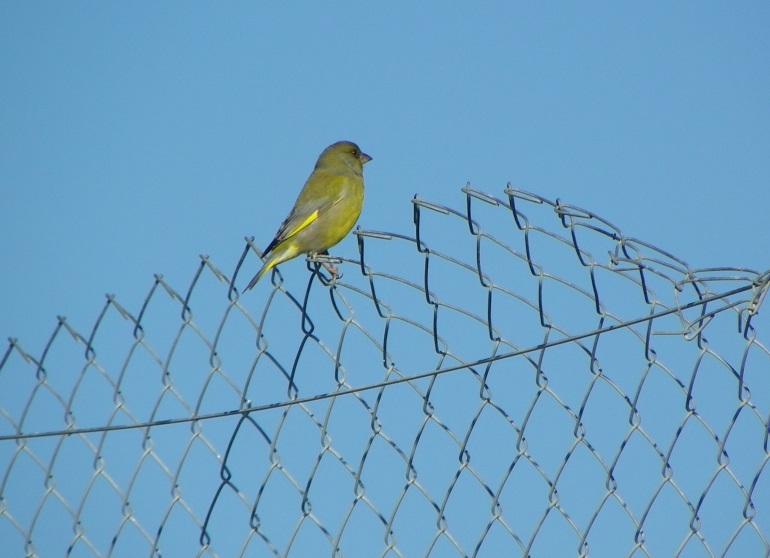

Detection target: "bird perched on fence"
[245, 141, 372, 290]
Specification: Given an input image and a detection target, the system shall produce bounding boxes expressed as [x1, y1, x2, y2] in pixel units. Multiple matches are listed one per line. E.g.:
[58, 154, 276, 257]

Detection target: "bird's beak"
[360, 152, 372, 164]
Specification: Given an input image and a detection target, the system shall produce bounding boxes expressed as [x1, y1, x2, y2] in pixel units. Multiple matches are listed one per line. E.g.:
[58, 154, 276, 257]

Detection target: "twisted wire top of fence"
[2, 186, 769, 558]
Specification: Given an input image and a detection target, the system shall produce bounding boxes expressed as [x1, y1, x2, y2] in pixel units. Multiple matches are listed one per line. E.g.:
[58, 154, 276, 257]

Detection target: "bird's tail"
[244, 259, 277, 291]
[245, 241, 303, 291]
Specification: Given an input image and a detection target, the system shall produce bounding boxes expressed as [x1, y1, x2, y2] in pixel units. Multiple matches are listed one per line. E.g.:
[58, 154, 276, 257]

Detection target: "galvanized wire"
[1, 186, 768, 557]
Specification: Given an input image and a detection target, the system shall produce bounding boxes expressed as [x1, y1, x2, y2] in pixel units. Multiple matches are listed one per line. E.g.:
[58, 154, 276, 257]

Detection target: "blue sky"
[1, 3, 769, 557]
[2, 3, 768, 353]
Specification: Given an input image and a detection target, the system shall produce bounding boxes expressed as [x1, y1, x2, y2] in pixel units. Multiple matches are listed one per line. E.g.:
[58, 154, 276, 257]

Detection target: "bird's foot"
[308, 252, 343, 283]
[321, 261, 340, 278]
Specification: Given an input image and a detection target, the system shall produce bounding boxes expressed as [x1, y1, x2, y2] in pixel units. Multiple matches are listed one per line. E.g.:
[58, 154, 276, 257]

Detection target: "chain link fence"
[2, 186, 769, 557]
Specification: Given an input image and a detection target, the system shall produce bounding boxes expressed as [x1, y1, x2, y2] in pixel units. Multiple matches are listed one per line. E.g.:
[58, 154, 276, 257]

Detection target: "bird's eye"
[352, 149, 359, 157]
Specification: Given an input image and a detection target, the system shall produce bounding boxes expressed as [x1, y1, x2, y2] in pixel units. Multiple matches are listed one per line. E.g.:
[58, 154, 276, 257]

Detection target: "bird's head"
[316, 141, 372, 174]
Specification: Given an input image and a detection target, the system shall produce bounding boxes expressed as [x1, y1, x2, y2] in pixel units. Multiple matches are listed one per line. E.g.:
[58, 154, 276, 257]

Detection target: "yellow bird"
[245, 141, 372, 290]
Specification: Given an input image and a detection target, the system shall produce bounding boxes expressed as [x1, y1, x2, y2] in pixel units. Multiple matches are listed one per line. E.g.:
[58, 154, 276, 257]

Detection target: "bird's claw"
[321, 261, 340, 278]
[308, 254, 342, 283]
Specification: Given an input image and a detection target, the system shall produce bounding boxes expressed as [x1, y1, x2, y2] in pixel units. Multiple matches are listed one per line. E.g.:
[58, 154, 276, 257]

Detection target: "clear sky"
[1, 3, 769, 557]
[2, 2, 768, 353]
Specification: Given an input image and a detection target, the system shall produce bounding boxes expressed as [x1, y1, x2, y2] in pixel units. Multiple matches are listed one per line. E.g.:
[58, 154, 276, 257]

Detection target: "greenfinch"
[245, 141, 372, 290]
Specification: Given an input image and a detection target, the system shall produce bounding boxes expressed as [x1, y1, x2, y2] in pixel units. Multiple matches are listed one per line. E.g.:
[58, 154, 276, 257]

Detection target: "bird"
[245, 141, 372, 290]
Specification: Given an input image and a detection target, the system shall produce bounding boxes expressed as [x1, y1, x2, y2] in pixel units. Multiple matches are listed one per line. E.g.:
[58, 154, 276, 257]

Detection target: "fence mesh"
[1, 186, 769, 558]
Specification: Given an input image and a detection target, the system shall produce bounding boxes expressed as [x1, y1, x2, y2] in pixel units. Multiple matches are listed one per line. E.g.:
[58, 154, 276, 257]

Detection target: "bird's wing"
[263, 176, 348, 254]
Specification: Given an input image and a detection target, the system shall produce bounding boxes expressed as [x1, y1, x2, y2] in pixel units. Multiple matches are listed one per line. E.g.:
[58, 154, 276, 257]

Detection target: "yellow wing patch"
[284, 209, 319, 238]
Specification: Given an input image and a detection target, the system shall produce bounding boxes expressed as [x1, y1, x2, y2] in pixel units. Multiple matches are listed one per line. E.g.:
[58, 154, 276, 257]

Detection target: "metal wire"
[1, 186, 768, 557]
